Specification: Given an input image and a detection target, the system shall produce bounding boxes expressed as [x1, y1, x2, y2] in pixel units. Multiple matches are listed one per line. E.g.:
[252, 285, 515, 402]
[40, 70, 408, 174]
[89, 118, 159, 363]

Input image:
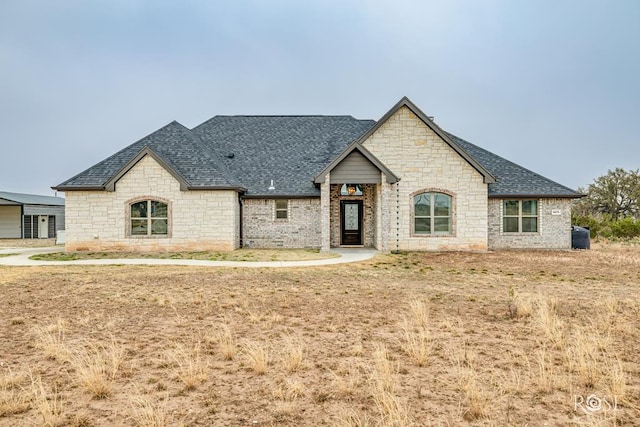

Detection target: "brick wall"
[242, 198, 321, 248]
[329, 183, 376, 247]
[488, 198, 572, 249]
[362, 106, 489, 251]
[64, 155, 240, 251]
[320, 176, 331, 252]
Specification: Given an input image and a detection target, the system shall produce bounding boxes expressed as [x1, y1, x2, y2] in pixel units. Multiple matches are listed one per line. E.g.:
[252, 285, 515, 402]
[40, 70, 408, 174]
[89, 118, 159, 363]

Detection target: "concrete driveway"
[0, 247, 377, 268]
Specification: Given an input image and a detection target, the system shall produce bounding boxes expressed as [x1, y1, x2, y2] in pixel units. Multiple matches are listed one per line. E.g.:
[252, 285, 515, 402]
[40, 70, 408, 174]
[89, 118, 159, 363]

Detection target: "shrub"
[571, 214, 601, 238]
[610, 217, 640, 238]
[571, 213, 640, 239]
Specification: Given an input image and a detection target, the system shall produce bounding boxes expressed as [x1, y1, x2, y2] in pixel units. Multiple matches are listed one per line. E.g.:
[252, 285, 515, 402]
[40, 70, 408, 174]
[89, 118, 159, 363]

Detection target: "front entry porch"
[316, 147, 399, 253]
[330, 183, 376, 248]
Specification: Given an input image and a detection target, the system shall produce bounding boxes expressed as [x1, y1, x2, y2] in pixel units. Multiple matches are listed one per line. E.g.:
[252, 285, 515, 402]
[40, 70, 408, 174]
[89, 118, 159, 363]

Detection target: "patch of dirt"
[0, 244, 638, 426]
[29, 248, 339, 262]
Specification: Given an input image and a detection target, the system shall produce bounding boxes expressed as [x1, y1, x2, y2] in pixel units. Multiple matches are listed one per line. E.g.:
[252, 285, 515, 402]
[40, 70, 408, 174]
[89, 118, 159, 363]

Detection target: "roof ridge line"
[190, 115, 375, 132]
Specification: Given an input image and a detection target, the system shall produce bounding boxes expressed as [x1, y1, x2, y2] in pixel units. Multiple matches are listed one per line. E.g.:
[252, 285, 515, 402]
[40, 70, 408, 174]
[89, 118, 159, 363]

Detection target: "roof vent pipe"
[268, 180, 275, 191]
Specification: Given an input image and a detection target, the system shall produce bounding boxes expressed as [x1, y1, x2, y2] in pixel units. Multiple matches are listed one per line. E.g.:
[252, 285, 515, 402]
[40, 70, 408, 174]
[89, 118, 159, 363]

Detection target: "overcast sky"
[1, 0, 638, 197]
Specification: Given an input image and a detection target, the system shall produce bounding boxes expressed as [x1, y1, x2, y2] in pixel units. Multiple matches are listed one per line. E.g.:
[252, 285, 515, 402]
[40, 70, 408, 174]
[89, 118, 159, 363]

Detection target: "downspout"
[390, 180, 400, 254]
[238, 193, 243, 248]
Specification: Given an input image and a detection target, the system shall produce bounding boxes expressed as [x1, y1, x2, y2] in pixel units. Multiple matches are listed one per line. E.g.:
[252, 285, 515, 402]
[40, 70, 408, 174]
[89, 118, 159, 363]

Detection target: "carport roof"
[0, 191, 65, 206]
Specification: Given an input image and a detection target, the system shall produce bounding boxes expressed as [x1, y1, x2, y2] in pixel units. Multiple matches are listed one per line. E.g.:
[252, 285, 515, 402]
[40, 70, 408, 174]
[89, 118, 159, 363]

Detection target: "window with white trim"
[275, 200, 288, 219]
[503, 200, 538, 233]
[413, 192, 452, 235]
[130, 200, 168, 236]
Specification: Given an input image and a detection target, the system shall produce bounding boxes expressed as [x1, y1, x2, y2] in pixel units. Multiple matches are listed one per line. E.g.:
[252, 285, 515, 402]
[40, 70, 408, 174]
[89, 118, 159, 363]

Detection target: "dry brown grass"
[508, 286, 534, 318]
[213, 323, 237, 360]
[334, 409, 373, 427]
[68, 338, 125, 399]
[30, 375, 64, 427]
[32, 319, 69, 362]
[368, 344, 414, 426]
[330, 366, 361, 399]
[534, 345, 555, 392]
[272, 378, 306, 401]
[460, 368, 490, 421]
[565, 328, 604, 389]
[0, 369, 30, 417]
[130, 394, 170, 427]
[408, 298, 430, 328]
[535, 296, 565, 349]
[399, 321, 433, 367]
[243, 340, 270, 375]
[280, 335, 304, 373]
[165, 340, 208, 391]
[0, 387, 30, 417]
[1, 244, 639, 425]
[369, 344, 396, 394]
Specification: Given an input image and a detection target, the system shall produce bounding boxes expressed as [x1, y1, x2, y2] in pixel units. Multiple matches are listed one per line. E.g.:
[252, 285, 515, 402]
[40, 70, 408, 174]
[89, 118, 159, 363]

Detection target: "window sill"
[411, 234, 454, 238]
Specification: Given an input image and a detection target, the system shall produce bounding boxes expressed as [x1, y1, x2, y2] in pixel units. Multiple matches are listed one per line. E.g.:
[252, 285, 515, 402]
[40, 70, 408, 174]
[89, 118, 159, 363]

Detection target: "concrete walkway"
[0, 246, 377, 268]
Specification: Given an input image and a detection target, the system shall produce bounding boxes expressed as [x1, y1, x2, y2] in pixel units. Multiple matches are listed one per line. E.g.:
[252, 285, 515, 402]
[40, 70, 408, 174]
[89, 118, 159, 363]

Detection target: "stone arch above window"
[410, 189, 455, 236]
[126, 196, 171, 238]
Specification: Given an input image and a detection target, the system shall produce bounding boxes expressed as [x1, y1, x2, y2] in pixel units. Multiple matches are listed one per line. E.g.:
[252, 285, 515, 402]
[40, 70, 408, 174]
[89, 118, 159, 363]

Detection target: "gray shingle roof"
[54, 110, 580, 199]
[55, 121, 245, 190]
[0, 191, 65, 206]
[192, 116, 375, 196]
[446, 132, 582, 197]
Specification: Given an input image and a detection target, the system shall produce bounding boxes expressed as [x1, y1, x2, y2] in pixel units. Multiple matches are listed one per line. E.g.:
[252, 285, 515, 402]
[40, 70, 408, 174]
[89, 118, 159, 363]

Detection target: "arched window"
[130, 200, 168, 236]
[413, 192, 451, 235]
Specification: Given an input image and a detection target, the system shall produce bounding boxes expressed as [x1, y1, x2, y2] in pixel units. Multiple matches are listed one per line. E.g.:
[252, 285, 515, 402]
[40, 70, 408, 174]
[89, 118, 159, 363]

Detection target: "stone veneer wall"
[329, 183, 376, 247]
[488, 198, 573, 249]
[64, 155, 239, 251]
[362, 106, 489, 251]
[242, 198, 321, 248]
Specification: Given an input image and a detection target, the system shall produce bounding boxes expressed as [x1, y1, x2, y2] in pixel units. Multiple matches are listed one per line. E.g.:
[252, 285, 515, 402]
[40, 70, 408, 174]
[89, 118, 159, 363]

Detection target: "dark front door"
[340, 200, 363, 245]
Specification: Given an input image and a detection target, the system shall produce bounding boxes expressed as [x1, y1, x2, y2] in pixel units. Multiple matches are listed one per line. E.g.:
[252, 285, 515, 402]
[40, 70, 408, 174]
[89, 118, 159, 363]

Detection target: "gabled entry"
[340, 200, 363, 245]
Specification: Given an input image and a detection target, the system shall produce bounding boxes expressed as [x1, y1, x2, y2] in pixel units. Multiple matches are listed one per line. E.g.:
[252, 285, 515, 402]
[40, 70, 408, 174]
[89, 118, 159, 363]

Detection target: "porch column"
[320, 172, 331, 252]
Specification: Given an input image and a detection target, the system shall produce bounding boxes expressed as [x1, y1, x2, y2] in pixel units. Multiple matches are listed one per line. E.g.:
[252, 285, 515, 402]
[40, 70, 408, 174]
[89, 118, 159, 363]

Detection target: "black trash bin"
[571, 226, 590, 249]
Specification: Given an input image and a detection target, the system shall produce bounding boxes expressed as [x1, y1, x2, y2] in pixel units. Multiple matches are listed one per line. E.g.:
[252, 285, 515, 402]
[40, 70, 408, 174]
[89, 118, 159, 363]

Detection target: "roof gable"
[313, 143, 399, 184]
[54, 121, 246, 192]
[104, 146, 190, 191]
[351, 96, 496, 184]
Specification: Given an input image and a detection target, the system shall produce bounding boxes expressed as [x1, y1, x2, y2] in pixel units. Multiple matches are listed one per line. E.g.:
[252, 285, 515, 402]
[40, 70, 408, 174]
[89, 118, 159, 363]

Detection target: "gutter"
[488, 194, 584, 199]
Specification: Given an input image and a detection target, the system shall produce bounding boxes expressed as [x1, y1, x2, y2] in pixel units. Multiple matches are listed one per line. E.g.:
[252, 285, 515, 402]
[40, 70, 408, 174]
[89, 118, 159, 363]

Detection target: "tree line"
[572, 168, 640, 238]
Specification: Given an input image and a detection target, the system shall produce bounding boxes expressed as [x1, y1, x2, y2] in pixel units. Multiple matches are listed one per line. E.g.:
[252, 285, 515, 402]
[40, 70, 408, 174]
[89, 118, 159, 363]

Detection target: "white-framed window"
[503, 200, 538, 233]
[275, 200, 288, 220]
[130, 200, 169, 236]
[413, 192, 452, 235]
